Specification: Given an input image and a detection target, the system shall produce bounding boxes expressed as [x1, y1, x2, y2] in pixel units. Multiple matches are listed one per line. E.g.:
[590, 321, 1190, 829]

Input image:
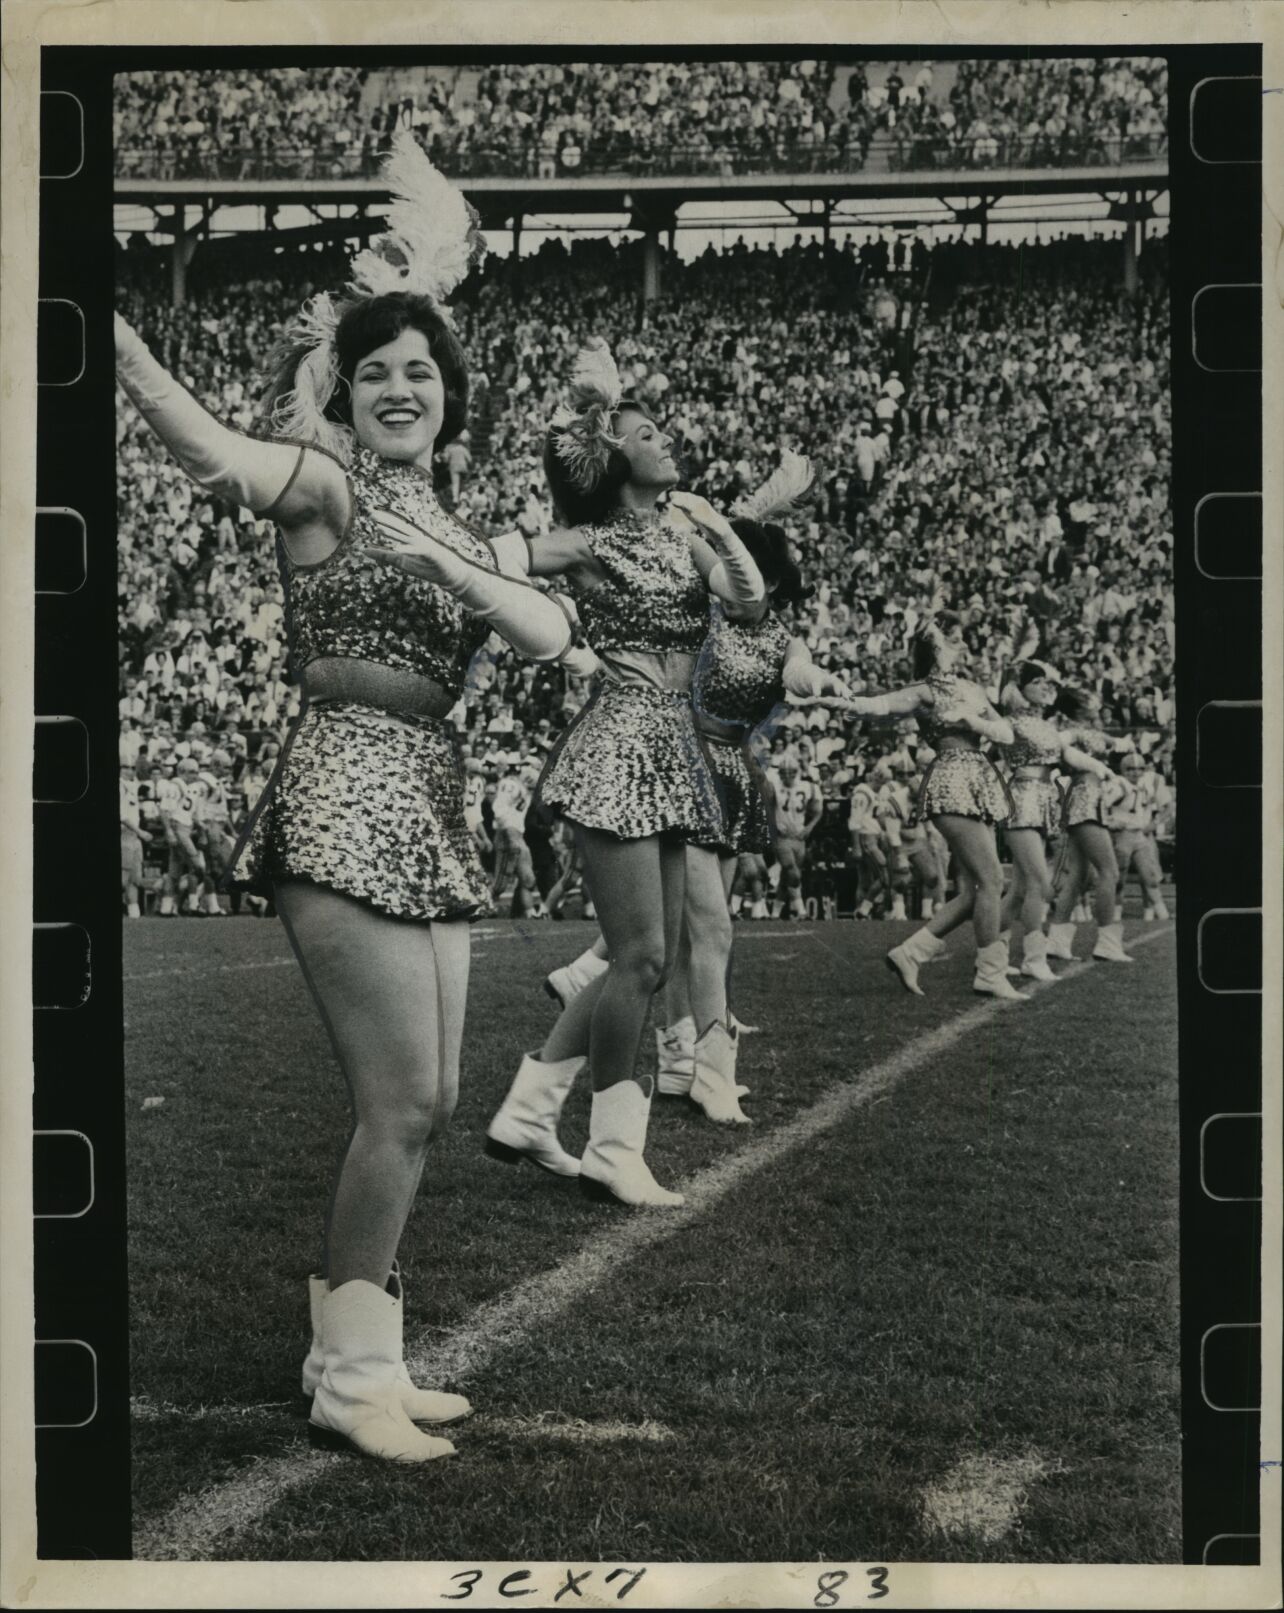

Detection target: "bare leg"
[575, 828, 687, 1092]
[683, 844, 734, 1035]
[935, 815, 1004, 947]
[1006, 828, 1052, 933]
[275, 882, 465, 1290]
[1076, 824, 1121, 927]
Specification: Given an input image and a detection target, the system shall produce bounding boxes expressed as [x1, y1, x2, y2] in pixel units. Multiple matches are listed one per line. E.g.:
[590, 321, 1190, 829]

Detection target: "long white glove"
[371, 509, 573, 663]
[667, 492, 766, 611]
[114, 313, 307, 514]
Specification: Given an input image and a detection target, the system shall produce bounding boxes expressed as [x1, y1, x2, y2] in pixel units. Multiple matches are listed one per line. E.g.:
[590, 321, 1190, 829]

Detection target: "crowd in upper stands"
[115, 221, 1174, 912]
[113, 57, 1168, 180]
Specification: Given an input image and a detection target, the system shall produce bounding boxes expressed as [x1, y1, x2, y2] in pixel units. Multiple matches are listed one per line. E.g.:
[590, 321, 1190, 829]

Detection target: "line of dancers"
[115, 140, 1160, 1467]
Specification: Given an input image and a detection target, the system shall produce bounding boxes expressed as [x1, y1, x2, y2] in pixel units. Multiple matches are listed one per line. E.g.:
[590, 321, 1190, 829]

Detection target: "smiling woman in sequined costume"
[1046, 685, 1134, 964]
[481, 341, 767, 1207]
[825, 614, 1022, 999]
[113, 140, 579, 1466]
[998, 661, 1118, 983]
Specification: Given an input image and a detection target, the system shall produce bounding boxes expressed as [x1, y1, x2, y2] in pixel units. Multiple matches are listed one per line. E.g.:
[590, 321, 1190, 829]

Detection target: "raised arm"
[524, 526, 596, 579]
[830, 683, 932, 722]
[368, 508, 574, 663]
[781, 637, 855, 702]
[666, 493, 766, 620]
[115, 313, 348, 548]
[1060, 738, 1113, 778]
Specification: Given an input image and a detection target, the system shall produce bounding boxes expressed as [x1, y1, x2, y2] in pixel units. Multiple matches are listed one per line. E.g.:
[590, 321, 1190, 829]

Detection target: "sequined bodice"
[1007, 711, 1063, 767]
[693, 606, 793, 728]
[565, 514, 709, 658]
[918, 672, 989, 746]
[282, 447, 492, 694]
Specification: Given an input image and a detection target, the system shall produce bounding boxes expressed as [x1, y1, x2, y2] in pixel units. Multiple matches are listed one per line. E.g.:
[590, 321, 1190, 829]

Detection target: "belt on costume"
[1012, 764, 1057, 781]
[301, 658, 457, 720]
[695, 712, 751, 744]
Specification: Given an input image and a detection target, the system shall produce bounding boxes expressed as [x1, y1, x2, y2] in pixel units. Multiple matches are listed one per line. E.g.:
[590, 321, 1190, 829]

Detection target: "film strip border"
[27, 43, 1268, 1566]
[1171, 59, 1265, 1564]
[33, 65, 131, 1559]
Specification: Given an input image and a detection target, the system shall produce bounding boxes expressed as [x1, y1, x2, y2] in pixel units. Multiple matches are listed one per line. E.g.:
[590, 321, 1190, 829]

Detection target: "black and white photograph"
[3, 2, 1279, 1606]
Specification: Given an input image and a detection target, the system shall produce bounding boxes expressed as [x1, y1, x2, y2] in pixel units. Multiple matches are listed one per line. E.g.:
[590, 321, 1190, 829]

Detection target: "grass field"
[123, 914, 1180, 1564]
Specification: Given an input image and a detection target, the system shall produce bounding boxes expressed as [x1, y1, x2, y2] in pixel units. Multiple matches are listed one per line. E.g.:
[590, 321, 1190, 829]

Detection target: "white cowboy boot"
[999, 929, 1021, 975]
[655, 1016, 696, 1097]
[545, 946, 609, 1008]
[973, 940, 1027, 1000]
[1045, 921, 1077, 961]
[886, 927, 945, 996]
[302, 1272, 470, 1425]
[579, 1080, 684, 1208]
[1020, 929, 1057, 983]
[1092, 921, 1136, 964]
[690, 1021, 752, 1125]
[308, 1279, 456, 1462]
[485, 1053, 585, 1176]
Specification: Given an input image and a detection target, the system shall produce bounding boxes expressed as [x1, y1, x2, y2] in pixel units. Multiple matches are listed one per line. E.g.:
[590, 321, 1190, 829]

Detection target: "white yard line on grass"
[124, 957, 299, 983]
[921, 1450, 1059, 1543]
[132, 927, 1172, 1560]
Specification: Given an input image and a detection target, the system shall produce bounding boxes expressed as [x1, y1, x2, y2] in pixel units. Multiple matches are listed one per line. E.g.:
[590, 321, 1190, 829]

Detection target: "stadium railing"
[113, 133, 1169, 184]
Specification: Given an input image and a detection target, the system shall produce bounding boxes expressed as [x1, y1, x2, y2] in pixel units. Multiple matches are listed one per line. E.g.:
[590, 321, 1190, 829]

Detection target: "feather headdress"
[730, 448, 816, 523]
[261, 131, 485, 460]
[347, 130, 487, 315]
[550, 337, 626, 491]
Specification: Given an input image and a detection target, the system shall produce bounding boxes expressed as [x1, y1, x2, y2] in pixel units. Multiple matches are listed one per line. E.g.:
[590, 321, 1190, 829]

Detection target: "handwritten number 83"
[814, 1566, 890, 1606]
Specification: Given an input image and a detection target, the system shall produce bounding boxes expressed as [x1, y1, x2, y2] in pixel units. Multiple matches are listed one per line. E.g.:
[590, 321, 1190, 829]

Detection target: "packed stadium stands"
[113, 57, 1168, 181]
[116, 217, 1173, 914]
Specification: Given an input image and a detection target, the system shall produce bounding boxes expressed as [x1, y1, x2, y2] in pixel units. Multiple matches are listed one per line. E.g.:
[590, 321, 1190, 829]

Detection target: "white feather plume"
[550, 337, 625, 490]
[348, 131, 485, 316]
[264, 292, 353, 462]
[731, 448, 816, 522]
[565, 336, 622, 411]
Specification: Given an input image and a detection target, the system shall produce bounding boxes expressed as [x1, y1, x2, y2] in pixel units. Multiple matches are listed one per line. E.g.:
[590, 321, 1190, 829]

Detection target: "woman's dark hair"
[260, 291, 469, 449]
[543, 399, 653, 528]
[1055, 684, 1097, 722]
[910, 610, 961, 680]
[1015, 658, 1057, 692]
[730, 518, 809, 608]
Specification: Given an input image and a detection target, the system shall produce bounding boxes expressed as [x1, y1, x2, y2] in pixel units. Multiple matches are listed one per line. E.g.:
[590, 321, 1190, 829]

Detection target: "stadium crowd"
[112, 57, 1168, 180]
[117, 227, 1174, 919]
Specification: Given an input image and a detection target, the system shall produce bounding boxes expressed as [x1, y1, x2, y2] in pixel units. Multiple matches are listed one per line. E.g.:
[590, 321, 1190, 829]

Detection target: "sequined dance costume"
[913, 673, 1013, 826]
[1005, 711, 1065, 836]
[228, 445, 495, 920]
[691, 604, 793, 855]
[1063, 726, 1113, 827]
[538, 514, 724, 843]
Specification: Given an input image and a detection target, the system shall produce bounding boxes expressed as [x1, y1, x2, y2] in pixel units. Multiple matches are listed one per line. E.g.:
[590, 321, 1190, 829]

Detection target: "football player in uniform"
[120, 761, 152, 918]
[764, 751, 822, 919]
[1108, 753, 1171, 921]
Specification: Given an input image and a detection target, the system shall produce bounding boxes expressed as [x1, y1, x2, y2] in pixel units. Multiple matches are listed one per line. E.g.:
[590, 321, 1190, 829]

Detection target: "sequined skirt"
[913, 748, 1013, 827]
[1064, 774, 1105, 828]
[1007, 776, 1063, 836]
[705, 735, 773, 856]
[537, 682, 725, 844]
[226, 701, 490, 921]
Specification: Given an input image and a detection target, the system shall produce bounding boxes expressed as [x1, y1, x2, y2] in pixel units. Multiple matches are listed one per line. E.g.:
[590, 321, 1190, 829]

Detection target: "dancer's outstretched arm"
[114, 314, 348, 544]
[667, 493, 767, 618]
[781, 638, 855, 702]
[370, 509, 574, 662]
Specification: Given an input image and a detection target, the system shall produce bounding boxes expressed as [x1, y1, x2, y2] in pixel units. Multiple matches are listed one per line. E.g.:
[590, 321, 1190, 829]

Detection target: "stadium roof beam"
[1098, 186, 1159, 292]
[937, 193, 1002, 241]
[114, 159, 1169, 215]
[161, 202, 212, 308]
